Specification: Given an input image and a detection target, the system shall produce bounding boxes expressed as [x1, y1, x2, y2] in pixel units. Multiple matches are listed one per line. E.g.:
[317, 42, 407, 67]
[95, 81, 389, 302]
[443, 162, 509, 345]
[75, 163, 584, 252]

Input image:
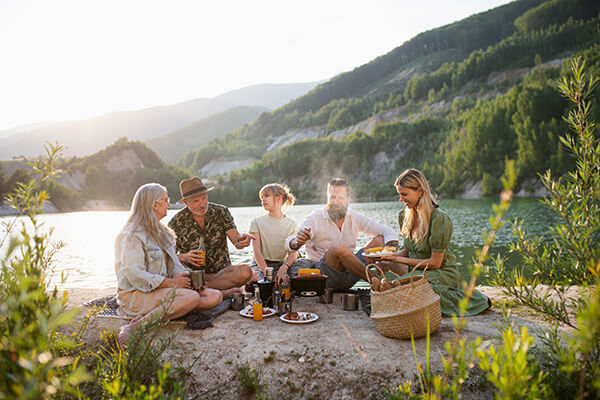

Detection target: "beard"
[327, 204, 347, 221]
[189, 208, 207, 217]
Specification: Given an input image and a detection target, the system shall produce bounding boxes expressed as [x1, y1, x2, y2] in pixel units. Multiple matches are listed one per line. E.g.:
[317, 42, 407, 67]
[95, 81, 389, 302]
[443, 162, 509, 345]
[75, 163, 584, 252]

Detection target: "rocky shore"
[64, 286, 571, 399]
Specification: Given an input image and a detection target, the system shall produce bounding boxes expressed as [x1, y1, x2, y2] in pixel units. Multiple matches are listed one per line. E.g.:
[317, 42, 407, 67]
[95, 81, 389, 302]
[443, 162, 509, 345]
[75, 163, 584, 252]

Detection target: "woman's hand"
[160, 273, 191, 289]
[172, 273, 191, 288]
[379, 254, 403, 263]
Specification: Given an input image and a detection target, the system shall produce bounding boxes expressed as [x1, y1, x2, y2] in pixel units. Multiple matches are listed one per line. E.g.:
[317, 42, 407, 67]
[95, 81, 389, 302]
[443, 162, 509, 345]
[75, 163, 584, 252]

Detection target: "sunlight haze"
[0, 0, 513, 131]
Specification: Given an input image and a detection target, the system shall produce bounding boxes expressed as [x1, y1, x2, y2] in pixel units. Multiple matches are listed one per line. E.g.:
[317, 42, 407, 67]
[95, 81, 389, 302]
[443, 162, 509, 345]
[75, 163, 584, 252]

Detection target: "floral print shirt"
[168, 203, 236, 273]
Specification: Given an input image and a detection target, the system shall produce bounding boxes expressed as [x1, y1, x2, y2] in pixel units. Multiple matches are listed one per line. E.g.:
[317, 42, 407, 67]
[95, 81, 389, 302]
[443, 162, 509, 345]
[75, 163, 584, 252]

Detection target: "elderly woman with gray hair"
[115, 183, 222, 344]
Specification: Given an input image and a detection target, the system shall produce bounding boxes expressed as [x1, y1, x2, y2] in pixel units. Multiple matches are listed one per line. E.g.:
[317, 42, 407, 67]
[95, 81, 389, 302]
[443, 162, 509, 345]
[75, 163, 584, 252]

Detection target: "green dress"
[388, 208, 490, 317]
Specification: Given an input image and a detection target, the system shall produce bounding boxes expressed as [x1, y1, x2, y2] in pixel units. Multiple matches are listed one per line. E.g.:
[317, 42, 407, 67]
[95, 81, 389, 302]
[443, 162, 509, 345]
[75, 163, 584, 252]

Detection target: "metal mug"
[320, 287, 334, 304]
[342, 293, 358, 311]
[230, 292, 244, 311]
[265, 267, 275, 282]
[190, 270, 205, 289]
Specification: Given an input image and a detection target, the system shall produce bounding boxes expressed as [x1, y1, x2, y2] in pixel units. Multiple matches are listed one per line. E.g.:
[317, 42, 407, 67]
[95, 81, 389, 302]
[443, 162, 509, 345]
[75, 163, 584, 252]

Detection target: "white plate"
[279, 312, 319, 324]
[239, 306, 276, 318]
[364, 251, 401, 258]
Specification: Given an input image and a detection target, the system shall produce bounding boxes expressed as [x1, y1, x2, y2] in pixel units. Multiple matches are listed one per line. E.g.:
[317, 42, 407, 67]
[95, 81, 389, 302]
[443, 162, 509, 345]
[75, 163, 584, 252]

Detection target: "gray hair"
[121, 183, 175, 249]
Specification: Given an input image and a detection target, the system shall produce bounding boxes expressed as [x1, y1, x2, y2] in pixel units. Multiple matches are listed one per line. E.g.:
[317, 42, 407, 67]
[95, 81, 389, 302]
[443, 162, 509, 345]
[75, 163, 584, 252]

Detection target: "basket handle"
[408, 260, 429, 286]
[365, 263, 384, 286]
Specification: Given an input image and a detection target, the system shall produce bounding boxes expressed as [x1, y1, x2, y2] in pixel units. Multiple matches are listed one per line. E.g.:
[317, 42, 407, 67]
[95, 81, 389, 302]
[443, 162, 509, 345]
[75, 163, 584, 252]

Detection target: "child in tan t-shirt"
[249, 183, 298, 285]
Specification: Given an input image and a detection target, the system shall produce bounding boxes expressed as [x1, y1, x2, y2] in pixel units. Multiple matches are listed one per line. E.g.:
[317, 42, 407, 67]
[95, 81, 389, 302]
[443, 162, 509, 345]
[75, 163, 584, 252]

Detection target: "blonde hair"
[395, 169, 438, 243]
[259, 183, 296, 209]
[120, 183, 175, 249]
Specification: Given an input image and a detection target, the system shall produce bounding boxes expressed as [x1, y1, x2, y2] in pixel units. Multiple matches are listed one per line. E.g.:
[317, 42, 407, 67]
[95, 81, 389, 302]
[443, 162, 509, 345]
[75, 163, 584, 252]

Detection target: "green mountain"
[145, 106, 269, 164]
[179, 0, 600, 205]
[3, 0, 599, 212]
[0, 82, 319, 159]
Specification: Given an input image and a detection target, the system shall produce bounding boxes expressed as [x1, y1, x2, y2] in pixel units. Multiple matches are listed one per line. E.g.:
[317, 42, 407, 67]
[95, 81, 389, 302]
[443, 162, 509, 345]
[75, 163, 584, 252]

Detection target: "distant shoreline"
[0, 194, 547, 217]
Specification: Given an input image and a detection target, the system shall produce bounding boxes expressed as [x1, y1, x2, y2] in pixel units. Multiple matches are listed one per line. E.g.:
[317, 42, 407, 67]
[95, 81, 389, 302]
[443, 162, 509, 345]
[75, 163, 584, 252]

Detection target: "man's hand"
[292, 227, 311, 250]
[235, 233, 255, 249]
[183, 249, 205, 267]
[275, 265, 289, 287]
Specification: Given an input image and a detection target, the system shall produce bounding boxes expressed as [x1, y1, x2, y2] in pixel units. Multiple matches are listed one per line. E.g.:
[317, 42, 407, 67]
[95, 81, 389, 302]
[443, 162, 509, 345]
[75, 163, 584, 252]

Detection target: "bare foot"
[117, 316, 143, 346]
[118, 323, 135, 347]
[221, 287, 242, 298]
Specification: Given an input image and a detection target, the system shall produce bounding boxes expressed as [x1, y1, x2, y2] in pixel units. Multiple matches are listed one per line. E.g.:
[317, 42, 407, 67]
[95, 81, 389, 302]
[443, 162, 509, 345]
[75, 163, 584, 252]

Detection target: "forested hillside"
[182, 0, 599, 205]
[2, 0, 598, 212]
[0, 139, 189, 211]
[145, 105, 268, 163]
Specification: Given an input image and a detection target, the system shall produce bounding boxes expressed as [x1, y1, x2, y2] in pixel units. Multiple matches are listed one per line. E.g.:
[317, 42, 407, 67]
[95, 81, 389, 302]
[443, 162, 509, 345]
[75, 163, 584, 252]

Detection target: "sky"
[0, 0, 514, 131]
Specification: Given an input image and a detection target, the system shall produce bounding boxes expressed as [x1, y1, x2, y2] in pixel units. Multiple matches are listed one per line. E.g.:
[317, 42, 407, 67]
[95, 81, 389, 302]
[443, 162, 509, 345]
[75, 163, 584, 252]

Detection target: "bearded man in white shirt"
[285, 178, 399, 291]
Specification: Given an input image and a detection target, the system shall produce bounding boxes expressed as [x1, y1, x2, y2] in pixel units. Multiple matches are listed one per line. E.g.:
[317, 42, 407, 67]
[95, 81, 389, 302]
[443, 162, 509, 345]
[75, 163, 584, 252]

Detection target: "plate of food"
[364, 246, 400, 259]
[239, 306, 277, 318]
[280, 311, 319, 324]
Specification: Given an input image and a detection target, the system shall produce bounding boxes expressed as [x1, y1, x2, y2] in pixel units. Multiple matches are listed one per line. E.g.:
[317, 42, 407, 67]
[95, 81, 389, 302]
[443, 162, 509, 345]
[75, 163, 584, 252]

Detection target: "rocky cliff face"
[198, 157, 258, 178]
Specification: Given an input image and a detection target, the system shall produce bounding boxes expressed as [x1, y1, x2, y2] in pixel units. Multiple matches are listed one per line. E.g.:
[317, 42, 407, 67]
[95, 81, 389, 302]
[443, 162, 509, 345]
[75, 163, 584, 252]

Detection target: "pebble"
[298, 356, 306, 363]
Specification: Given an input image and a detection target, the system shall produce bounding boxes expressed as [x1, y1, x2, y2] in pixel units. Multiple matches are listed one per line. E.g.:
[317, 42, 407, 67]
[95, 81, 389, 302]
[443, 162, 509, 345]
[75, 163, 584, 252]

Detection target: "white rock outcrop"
[198, 157, 258, 178]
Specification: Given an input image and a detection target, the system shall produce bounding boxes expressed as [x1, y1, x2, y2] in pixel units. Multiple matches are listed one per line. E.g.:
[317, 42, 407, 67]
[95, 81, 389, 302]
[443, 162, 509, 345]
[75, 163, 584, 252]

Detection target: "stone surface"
[64, 286, 571, 399]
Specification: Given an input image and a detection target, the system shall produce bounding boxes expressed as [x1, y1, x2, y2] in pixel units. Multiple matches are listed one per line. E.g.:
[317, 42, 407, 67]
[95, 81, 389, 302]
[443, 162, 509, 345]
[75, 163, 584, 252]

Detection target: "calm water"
[0, 198, 556, 290]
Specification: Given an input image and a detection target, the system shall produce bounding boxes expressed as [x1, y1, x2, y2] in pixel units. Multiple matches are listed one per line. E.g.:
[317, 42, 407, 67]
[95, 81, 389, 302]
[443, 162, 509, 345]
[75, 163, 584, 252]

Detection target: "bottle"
[280, 279, 290, 300]
[197, 235, 206, 266]
[253, 286, 263, 321]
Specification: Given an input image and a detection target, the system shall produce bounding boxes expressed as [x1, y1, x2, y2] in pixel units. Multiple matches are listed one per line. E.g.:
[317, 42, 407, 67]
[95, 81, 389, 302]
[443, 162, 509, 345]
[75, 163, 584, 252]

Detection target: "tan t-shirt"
[249, 215, 298, 261]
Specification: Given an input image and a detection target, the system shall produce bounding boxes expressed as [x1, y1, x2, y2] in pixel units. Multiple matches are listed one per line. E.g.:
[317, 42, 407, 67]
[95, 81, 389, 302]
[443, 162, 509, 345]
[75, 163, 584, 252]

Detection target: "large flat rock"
[64, 287, 565, 399]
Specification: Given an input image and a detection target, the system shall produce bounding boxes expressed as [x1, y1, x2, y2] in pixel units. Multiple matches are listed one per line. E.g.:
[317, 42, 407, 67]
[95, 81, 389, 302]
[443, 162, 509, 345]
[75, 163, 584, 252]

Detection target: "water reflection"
[1, 198, 556, 289]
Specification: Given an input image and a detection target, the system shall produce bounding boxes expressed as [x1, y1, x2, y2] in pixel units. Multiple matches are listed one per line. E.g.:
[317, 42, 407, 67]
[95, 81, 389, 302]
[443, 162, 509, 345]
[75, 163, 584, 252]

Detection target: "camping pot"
[230, 292, 244, 311]
[252, 279, 275, 308]
[342, 293, 358, 311]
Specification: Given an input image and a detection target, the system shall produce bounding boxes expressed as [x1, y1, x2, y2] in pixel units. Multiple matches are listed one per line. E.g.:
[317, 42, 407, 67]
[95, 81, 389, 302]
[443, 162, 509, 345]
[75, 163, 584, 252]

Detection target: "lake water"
[0, 198, 557, 290]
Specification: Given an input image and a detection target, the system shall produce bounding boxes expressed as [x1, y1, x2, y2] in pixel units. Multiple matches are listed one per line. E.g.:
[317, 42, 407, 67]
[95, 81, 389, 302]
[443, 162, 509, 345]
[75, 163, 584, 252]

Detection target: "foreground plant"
[0, 143, 199, 400]
[388, 57, 600, 400]
[493, 57, 599, 324]
[0, 143, 90, 399]
[491, 57, 600, 398]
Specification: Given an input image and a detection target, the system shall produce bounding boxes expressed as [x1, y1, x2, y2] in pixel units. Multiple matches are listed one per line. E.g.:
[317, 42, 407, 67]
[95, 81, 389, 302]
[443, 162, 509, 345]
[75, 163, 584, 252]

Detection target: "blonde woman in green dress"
[381, 168, 491, 316]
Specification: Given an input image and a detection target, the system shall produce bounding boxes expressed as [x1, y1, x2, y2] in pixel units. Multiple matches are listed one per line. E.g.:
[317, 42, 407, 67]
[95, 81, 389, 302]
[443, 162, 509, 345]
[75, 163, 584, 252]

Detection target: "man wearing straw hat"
[169, 176, 254, 295]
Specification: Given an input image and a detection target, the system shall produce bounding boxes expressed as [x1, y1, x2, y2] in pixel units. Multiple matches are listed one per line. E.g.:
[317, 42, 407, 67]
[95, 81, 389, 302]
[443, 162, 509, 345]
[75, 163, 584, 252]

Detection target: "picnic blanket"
[83, 294, 231, 330]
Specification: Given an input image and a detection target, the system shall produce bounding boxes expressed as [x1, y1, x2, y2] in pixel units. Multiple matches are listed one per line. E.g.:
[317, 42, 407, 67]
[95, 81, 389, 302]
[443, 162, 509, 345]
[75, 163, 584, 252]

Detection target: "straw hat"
[177, 176, 214, 203]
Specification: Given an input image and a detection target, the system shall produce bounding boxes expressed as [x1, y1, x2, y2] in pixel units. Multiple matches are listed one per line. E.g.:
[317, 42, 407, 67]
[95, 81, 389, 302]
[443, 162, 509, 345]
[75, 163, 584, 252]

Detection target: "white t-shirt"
[249, 215, 298, 261]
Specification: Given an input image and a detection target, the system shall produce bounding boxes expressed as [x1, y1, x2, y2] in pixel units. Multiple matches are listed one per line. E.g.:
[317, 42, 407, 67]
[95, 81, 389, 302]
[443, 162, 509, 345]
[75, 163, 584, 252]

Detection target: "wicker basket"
[366, 262, 441, 339]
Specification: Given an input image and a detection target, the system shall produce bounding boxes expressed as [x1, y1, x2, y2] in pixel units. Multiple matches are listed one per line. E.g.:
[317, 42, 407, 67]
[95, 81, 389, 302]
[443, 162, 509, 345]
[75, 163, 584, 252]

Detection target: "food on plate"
[365, 247, 384, 254]
[298, 268, 321, 275]
[244, 307, 273, 316]
[365, 246, 397, 257]
[283, 312, 313, 321]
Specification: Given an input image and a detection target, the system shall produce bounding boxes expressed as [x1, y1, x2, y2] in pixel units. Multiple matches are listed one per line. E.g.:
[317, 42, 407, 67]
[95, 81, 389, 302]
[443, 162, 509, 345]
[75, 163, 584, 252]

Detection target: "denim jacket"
[115, 228, 189, 293]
